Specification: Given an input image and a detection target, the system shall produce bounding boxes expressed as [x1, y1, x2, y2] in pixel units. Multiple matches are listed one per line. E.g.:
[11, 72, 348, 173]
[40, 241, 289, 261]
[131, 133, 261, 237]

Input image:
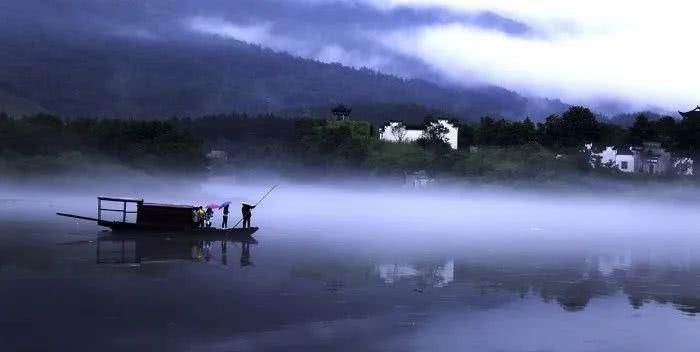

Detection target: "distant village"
[374, 107, 699, 181]
[584, 142, 693, 176]
[208, 104, 700, 186]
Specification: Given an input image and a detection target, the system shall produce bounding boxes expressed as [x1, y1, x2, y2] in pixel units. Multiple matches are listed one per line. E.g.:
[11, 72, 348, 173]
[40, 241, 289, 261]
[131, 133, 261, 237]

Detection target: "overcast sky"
[2, 0, 698, 112]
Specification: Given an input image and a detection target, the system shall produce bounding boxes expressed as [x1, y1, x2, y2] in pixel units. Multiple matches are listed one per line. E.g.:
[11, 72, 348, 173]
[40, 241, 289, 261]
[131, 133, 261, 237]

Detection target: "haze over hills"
[0, 89, 47, 117]
[0, 30, 569, 122]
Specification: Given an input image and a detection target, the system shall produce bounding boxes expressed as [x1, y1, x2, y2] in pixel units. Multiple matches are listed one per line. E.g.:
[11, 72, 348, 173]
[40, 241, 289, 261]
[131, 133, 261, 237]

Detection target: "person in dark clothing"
[241, 202, 256, 228]
[205, 207, 214, 228]
[221, 204, 230, 229]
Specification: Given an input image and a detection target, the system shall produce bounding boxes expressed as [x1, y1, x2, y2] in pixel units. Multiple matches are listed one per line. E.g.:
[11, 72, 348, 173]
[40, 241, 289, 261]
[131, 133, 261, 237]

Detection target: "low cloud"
[5, 0, 697, 112]
[188, 17, 307, 54]
[348, 0, 700, 110]
[112, 27, 160, 41]
[316, 44, 391, 69]
[188, 16, 395, 72]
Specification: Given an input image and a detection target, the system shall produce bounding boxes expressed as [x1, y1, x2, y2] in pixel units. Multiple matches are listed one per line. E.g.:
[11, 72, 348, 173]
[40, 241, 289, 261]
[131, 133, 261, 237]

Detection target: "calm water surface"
[2, 189, 700, 352]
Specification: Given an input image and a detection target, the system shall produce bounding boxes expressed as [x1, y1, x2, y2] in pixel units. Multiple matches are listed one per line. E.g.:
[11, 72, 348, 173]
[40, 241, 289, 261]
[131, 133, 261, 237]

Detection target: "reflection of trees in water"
[455, 261, 615, 312]
[290, 261, 375, 293]
[454, 252, 700, 315]
[289, 259, 454, 293]
[622, 260, 700, 315]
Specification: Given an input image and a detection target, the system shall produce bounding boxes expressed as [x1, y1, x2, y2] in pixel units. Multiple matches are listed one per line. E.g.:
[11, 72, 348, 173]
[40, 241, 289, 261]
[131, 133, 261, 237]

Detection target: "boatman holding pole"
[231, 185, 277, 229]
[241, 202, 256, 229]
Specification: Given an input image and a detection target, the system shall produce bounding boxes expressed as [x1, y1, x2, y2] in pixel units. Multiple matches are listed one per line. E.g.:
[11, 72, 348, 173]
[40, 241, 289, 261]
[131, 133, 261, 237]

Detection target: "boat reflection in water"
[95, 233, 257, 267]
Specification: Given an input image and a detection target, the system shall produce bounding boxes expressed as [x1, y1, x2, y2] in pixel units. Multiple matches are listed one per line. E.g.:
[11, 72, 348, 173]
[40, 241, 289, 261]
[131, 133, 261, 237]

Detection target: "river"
[2, 180, 700, 351]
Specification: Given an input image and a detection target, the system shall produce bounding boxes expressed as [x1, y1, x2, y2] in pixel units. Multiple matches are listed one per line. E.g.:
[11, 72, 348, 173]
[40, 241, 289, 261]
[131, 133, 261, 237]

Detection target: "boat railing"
[98, 197, 143, 223]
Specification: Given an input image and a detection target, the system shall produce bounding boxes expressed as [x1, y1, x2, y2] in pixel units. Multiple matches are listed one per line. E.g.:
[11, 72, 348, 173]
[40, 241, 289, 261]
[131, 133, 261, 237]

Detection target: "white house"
[404, 170, 435, 188]
[586, 143, 693, 175]
[586, 145, 636, 173]
[379, 119, 459, 150]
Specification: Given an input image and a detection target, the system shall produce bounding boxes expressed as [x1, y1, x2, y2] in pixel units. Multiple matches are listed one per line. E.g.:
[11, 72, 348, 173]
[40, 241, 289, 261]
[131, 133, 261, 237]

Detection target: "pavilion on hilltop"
[331, 104, 352, 121]
[679, 106, 700, 119]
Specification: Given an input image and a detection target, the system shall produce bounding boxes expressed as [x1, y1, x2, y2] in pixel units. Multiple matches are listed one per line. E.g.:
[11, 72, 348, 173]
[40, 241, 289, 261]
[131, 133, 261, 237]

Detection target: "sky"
[1, 0, 698, 112]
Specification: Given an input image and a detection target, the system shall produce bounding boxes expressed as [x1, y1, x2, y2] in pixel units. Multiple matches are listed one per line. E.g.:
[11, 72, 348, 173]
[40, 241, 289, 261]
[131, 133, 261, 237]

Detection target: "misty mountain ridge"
[0, 89, 47, 117]
[0, 30, 572, 122]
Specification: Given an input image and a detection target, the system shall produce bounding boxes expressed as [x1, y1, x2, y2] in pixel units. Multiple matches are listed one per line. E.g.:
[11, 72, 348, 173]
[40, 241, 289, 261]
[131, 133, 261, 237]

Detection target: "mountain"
[281, 102, 461, 124]
[608, 111, 670, 127]
[0, 88, 46, 117]
[0, 31, 568, 121]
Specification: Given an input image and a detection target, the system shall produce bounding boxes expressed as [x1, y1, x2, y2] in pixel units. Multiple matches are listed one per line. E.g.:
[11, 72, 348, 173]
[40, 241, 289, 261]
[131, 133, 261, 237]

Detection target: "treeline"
[2, 106, 700, 179]
[459, 106, 700, 156]
[0, 113, 204, 174]
[187, 113, 578, 178]
[189, 107, 700, 179]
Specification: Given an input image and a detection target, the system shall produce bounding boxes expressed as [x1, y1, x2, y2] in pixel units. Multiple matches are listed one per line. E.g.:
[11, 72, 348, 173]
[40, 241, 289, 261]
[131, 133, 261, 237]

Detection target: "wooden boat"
[57, 196, 259, 237]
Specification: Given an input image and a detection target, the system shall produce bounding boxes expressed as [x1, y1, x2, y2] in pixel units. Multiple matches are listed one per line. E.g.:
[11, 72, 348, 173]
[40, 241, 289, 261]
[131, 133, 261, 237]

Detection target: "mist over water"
[3, 175, 700, 351]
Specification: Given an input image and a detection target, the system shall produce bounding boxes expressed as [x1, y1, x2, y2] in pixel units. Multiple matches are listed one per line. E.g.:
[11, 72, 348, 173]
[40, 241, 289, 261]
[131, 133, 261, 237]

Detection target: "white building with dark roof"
[379, 119, 459, 150]
[591, 145, 637, 173]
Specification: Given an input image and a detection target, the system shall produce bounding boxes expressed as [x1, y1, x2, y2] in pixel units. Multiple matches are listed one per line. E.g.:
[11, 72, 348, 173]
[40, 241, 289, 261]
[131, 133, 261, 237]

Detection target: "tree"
[536, 114, 562, 149]
[458, 123, 475, 149]
[475, 116, 499, 145]
[627, 114, 657, 145]
[416, 121, 449, 150]
[654, 116, 677, 148]
[520, 117, 536, 143]
[538, 107, 601, 150]
[560, 106, 601, 147]
[599, 123, 627, 147]
[390, 123, 407, 142]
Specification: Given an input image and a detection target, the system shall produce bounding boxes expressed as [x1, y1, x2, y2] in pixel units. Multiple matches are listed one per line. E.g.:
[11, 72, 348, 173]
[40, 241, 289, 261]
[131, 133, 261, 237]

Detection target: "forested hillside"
[0, 31, 568, 120]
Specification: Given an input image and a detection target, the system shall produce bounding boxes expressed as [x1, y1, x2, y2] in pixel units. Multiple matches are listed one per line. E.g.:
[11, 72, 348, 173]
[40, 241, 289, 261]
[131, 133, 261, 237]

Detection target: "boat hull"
[98, 220, 259, 237]
[98, 232, 259, 243]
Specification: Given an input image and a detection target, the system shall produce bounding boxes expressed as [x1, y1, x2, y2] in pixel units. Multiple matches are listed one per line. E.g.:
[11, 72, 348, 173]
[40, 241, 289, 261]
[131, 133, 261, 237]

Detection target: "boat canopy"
[98, 196, 143, 203]
[98, 196, 195, 227]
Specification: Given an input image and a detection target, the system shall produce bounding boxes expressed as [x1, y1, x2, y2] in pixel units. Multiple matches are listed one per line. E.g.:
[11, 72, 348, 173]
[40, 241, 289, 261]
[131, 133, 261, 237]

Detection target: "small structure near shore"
[206, 150, 228, 162]
[405, 170, 435, 188]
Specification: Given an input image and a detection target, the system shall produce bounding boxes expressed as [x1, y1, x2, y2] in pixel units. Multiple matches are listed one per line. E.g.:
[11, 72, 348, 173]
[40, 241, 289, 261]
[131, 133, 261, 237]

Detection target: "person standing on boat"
[197, 207, 206, 228]
[221, 204, 230, 228]
[205, 207, 214, 228]
[241, 202, 256, 228]
[192, 208, 199, 228]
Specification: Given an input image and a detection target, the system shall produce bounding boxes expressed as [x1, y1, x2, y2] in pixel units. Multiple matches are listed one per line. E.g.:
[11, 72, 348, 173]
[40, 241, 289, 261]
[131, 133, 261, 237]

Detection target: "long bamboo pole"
[232, 184, 278, 228]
